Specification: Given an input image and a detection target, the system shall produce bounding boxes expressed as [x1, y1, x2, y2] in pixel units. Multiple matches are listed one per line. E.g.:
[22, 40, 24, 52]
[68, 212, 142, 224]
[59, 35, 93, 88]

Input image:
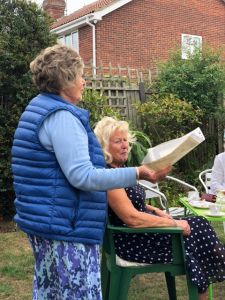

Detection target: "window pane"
[57, 32, 79, 51]
[181, 34, 202, 59]
[65, 34, 71, 47]
[72, 31, 79, 51]
[58, 36, 64, 45]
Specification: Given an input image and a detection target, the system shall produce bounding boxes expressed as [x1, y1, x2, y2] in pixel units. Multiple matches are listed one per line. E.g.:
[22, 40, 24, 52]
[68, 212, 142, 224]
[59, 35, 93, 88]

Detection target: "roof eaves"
[51, 13, 101, 34]
[51, 0, 132, 34]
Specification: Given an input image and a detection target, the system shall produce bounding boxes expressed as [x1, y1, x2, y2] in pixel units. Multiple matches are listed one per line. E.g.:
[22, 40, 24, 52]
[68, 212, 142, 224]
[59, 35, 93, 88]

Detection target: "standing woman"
[11, 44, 170, 300]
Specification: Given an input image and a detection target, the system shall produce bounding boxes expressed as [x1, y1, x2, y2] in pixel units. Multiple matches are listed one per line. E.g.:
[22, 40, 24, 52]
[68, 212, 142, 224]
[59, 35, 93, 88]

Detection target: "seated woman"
[211, 152, 225, 195]
[94, 116, 225, 300]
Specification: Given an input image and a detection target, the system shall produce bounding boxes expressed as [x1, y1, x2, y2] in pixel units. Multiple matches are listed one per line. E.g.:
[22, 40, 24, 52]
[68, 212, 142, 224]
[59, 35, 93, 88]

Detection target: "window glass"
[65, 34, 71, 47]
[57, 36, 64, 44]
[57, 31, 79, 52]
[72, 32, 79, 51]
[181, 34, 202, 59]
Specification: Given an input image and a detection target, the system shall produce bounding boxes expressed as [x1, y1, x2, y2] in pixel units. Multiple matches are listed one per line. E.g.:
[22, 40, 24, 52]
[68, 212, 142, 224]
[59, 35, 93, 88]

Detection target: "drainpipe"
[85, 17, 97, 76]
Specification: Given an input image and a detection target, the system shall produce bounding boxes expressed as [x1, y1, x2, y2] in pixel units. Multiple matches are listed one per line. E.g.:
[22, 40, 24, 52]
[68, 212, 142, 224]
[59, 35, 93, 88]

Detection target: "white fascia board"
[51, 0, 132, 35]
[51, 14, 101, 35]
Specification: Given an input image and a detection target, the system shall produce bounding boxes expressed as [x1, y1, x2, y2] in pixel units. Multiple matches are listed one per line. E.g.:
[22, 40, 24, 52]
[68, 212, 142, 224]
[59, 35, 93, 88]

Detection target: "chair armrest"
[166, 175, 198, 191]
[107, 224, 183, 234]
[105, 224, 185, 265]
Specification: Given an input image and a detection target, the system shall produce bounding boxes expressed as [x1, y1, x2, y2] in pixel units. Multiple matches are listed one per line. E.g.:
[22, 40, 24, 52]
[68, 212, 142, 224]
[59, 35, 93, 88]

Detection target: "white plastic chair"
[138, 180, 169, 212]
[139, 176, 198, 216]
[198, 169, 212, 194]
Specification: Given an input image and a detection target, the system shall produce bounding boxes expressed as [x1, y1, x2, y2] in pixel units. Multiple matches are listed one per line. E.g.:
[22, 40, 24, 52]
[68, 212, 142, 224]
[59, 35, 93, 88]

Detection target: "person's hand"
[137, 165, 171, 183]
[175, 219, 191, 236]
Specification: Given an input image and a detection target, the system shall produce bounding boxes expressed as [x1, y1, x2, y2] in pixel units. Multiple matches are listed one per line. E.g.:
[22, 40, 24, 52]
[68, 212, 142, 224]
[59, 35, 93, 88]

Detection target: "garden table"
[179, 197, 225, 222]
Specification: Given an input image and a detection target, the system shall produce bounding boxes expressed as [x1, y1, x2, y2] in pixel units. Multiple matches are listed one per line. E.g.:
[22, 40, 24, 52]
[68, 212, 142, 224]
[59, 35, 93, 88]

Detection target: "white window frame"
[58, 31, 79, 52]
[181, 34, 202, 59]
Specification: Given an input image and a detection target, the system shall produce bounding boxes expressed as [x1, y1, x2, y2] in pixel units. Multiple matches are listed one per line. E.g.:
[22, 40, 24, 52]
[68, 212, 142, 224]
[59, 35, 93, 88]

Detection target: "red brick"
[79, 0, 225, 71]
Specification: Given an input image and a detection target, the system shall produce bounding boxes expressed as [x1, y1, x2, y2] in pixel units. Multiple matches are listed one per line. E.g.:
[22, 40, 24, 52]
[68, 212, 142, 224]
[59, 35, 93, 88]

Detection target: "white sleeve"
[211, 154, 225, 194]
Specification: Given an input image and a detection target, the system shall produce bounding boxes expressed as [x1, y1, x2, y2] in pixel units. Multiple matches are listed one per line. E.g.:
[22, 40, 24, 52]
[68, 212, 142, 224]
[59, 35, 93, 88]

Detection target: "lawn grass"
[0, 222, 225, 300]
[0, 229, 34, 300]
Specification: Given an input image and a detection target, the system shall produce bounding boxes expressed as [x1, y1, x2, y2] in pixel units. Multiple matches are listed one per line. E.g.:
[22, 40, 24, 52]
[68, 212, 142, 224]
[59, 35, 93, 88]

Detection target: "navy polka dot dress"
[109, 183, 225, 293]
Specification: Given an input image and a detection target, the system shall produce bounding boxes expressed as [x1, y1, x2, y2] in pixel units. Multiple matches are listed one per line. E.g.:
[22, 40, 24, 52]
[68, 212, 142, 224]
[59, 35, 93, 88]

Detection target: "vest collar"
[39, 92, 89, 118]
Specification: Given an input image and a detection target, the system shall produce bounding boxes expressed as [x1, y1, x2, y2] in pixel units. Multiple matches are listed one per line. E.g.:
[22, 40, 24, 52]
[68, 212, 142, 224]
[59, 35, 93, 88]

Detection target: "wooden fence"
[84, 64, 154, 128]
[84, 63, 156, 84]
[85, 77, 141, 128]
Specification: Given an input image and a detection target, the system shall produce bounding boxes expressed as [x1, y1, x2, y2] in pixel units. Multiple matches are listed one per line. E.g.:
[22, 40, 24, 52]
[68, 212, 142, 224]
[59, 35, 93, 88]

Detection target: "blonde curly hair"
[94, 116, 136, 164]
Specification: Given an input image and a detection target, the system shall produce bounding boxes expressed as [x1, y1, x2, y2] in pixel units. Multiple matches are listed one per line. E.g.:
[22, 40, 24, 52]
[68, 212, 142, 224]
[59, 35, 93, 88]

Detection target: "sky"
[32, 0, 96, 14]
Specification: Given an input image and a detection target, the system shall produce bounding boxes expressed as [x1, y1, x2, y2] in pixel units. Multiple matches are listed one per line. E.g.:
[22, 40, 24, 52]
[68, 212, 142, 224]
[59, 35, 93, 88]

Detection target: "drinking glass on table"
[187, 191, 199, 202]
[209, 203, 221, 215]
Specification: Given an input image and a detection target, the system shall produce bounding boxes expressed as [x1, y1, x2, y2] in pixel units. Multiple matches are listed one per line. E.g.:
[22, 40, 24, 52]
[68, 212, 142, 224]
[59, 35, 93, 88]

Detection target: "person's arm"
[211, 155, 225, 194]
[108, 189, 190, 233]
[39, 110, 171, 191]
[39, 109, 137, 191]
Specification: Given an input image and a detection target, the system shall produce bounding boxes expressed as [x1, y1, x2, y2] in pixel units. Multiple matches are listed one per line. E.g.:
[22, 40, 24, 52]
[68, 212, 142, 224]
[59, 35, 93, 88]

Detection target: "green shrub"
[136, 46, 225, 186]
[0, 0, 56, 219]
[79, 89, 120, 128]
[135, 94, 203, 146]
[153, 46, 225, 114]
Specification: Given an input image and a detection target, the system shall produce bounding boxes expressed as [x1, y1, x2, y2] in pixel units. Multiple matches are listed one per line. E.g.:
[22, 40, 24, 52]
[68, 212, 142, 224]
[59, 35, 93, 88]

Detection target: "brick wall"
[79, 0, 225, 71]
[79, 25, 93, 65]
[43, 0, 65, 20]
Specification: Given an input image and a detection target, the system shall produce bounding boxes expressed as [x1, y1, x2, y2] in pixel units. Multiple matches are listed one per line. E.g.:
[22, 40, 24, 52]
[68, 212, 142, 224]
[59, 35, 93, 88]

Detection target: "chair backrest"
[138, 180, 169, 212]
[139, 176, 198, 214]
[138, 179, 160, 199]
[198, 169, 212, 193]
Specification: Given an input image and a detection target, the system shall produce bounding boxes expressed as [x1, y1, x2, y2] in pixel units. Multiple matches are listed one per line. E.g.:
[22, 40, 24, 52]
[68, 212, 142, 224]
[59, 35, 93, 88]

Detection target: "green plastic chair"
[101, 224, 199, 300]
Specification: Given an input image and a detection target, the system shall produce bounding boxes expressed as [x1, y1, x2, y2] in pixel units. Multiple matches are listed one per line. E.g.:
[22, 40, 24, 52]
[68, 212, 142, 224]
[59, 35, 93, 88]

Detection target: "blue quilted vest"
[11, 93, 107, 244]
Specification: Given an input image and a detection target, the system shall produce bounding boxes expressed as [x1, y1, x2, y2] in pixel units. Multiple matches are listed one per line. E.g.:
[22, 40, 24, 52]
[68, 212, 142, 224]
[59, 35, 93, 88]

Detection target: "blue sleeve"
[39, 110, 137, 191]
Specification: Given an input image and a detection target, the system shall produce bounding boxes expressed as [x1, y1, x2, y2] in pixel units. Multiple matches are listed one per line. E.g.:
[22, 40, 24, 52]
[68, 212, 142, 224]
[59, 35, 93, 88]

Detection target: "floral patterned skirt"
[28, 235, 102, 300]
